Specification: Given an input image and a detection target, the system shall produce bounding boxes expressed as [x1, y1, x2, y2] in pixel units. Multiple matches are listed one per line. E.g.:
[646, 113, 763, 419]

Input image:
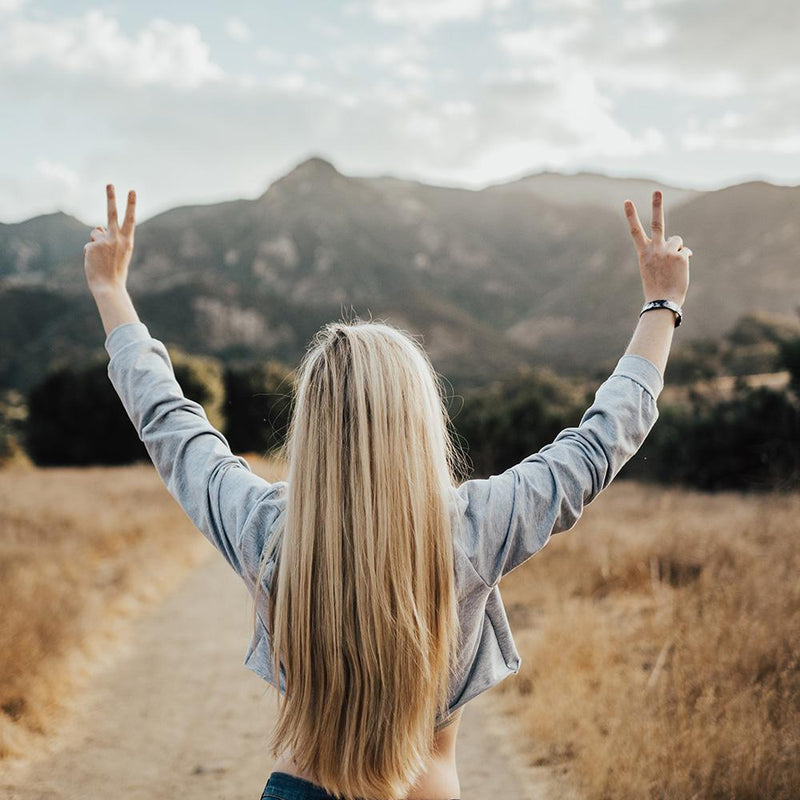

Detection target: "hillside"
[484, 169, 699, 213]
[0, 159, 797, 392]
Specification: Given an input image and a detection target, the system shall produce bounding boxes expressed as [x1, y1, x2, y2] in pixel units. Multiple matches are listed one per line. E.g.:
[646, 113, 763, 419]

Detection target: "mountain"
[485, 170, 700, 214]
[669, 181, 800, 339]
[0, 211, 88, 283]
[0, 158, 797, 393]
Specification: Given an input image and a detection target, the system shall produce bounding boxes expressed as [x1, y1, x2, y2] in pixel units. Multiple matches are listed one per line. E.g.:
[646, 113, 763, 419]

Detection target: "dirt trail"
[1, 555, 568, 800]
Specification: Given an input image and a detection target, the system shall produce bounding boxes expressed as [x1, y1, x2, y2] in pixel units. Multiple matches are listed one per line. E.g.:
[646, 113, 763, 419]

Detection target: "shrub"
[25, 347, 225, 466]
[452, 366, 585, 477]
[223, 360, 294, 456]
[0, 390, 28, 466]
[779, 336, 800, 394]
[626, 384, 800, 491]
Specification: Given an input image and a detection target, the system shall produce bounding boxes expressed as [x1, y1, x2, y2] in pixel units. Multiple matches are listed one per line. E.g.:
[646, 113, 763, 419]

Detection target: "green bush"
[452, 366, 585, 478]
[453, 358, 800, 492]
[624, 384, 800, 491]
[667, 312, 800, 384]
[223, 361, 294, 456]
[0, 390, 28, 466]
[779, 336, 800, 394]
[25, 348, 225, 466]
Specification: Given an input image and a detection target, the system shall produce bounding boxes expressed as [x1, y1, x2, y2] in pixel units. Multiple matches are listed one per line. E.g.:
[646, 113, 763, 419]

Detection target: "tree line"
[2, 348, 294, 467]
[2, 326, 799, 493]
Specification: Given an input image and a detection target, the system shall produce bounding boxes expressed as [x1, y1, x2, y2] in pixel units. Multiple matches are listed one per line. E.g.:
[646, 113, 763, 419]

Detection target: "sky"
[1, 0, 799, 224]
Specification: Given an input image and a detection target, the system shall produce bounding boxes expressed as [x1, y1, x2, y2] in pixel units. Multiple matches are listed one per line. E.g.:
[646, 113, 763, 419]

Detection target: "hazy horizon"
[5, 157, 799, 227]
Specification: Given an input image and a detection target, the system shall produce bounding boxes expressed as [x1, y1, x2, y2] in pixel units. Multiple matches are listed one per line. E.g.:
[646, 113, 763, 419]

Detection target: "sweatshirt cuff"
[611, 354, 664, 401]
[104, 321, 153, 359]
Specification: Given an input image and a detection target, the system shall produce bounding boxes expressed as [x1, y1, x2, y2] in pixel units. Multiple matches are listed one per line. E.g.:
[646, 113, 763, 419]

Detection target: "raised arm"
[83, 185, 280, 582]
[456, 191, 691, 588]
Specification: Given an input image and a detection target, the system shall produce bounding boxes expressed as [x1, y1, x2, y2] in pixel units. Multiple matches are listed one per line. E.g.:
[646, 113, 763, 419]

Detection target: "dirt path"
[0, 554, 568, 800]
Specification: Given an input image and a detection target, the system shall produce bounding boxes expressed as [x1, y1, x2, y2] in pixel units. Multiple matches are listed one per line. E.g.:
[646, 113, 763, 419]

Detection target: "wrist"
[638, 306, 676, 325]
[626, 306, 676, 377]
[643, 293, 685, 306]
[90, 283, 139, 337]
[89, 280, 129, 299]
[640, 298, 682, 328]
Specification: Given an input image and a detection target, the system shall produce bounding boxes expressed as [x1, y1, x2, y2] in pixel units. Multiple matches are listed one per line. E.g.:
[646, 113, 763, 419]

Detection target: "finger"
[624, 199, 647, 252]
[683, 247, 693, 257]
[90, 229, 103, 241]
[651, 190, 665, 243]
[106, 183, 119, 230]
[666, 235, 683, 252]
[122, 189, 136, 234]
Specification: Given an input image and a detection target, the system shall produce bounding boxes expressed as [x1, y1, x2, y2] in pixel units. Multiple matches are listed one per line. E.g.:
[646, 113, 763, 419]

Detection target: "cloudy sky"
[1, 0, 798, 224]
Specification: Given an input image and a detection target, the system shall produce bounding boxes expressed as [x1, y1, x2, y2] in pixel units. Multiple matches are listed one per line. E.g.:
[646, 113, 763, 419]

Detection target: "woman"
[84, 185, 690, 800]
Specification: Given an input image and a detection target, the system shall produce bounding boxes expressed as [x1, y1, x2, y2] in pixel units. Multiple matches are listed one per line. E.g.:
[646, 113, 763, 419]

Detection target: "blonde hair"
[255, 318, 466, 800]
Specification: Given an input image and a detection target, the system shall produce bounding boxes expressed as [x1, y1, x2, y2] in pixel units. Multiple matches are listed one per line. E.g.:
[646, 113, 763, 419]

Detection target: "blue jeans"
[260, 770, 460, 800]
[260, 771, 343, 799]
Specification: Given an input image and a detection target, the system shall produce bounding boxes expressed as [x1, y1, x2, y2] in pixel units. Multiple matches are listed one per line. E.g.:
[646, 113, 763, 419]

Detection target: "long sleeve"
[456, 354, 663, 587]
[105, 321, 282, 581]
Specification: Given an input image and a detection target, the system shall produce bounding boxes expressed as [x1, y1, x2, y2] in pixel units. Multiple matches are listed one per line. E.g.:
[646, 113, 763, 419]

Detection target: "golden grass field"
[497, 483, 800, 800]
[1, 462, 798, 798]
[0, 456, 285, 760]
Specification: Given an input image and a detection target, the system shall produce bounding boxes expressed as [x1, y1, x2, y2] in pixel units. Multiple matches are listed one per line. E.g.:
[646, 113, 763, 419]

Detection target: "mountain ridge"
[8, 158, 796, 229]
[1, 159, 797, 393]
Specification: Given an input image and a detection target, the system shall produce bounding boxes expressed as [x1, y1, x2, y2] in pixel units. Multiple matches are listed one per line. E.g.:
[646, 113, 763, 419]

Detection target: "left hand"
[84, 184, 136, 294]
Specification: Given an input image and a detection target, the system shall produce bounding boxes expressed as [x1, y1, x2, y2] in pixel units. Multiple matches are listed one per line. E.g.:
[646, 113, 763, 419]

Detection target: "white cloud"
[266, 72, 308, 93]
[0, 0, 25, 13]
[225, 16, 251, 43]
[474, 68, 664, 163]
[496, 1, 800, 101]
[0, 10, 223, 89]
[394, 61, 429, 81]
[326, 38, 430, 83]
[487, 18, 667, 171]
[368, 0, 508, 28]
[35, 157, 79, 190]
[683, 131, 800, 155]
[443, 100, 475, 118]
[681, 105, 800, 154]
[294, 53, 319, 70]
[256, 46, 288, 66]
[498, 21, 587, 61]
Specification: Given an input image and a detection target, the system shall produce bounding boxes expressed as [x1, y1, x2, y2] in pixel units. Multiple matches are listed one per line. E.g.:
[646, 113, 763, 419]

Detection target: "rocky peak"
[259, 156, 344, 201]
[289, 156, 340, 178]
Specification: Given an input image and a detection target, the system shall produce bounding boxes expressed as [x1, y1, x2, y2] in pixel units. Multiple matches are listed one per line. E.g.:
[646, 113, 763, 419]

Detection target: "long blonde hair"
[255, 318, 465, 800]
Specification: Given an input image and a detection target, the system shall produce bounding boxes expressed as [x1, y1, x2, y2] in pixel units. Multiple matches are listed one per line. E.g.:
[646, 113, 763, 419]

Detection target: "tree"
[452, 366, 584, 478]
[25, 347, 225, 466]
[223, 360, 294, 456]
[778, 336, 800, 395]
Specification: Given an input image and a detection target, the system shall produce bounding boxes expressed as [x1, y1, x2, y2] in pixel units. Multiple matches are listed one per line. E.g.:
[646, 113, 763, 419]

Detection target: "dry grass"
[495, 482, 800, 800]
[0, 454, 284, 760]
[3, 465, 797, 796]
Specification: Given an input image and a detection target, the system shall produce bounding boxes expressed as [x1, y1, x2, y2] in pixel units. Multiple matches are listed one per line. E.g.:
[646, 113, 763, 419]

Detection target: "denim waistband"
[261, 770, 342, 800]
[261, 769, 461, 800]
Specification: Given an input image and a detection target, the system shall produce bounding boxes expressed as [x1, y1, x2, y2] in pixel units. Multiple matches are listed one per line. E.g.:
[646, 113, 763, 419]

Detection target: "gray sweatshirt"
[105, 321, 663, 730]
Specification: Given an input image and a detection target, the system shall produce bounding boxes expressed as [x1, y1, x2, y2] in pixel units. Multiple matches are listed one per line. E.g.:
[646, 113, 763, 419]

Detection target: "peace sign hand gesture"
[83, 184, 137, 295]
[624, 190, 691, 307]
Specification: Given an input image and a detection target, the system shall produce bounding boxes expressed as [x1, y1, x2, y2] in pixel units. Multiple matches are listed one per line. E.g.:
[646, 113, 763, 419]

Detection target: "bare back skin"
[272, 707, 464, 799]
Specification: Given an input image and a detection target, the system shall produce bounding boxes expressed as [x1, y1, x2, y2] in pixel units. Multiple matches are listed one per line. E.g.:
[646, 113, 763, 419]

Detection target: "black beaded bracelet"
[640, 299, 682, 328]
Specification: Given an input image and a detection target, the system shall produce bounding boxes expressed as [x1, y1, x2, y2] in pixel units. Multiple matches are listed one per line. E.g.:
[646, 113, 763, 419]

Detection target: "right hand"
[83, 184, 137, 296]
[624, 191, 691, 306]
